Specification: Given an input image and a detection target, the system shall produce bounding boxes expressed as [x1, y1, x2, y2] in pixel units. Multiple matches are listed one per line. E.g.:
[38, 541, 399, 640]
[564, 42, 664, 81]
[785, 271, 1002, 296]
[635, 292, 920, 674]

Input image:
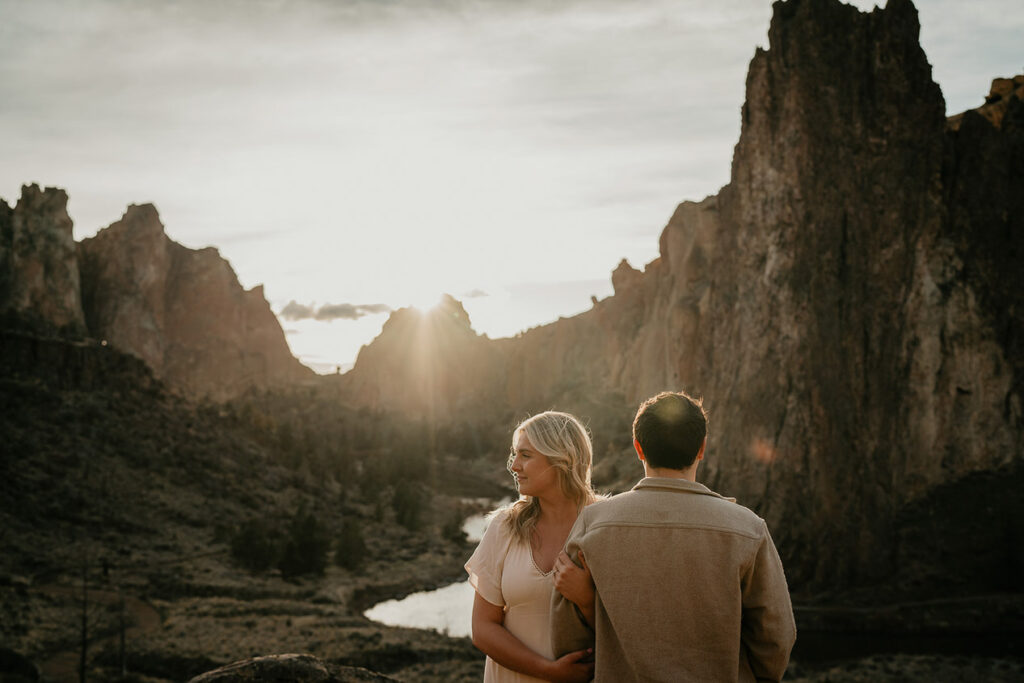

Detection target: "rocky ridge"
[335, 0, 1023, 599]
[78, 202, 311, 400]
[0, 188, 311, 400]
[2, 0, 1019, 609]
[0, 184, 86, 336]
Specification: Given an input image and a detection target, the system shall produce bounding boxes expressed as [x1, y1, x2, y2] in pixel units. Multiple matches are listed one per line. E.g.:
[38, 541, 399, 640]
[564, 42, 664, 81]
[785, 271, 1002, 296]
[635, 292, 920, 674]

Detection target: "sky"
[2, 0, 1021, 373]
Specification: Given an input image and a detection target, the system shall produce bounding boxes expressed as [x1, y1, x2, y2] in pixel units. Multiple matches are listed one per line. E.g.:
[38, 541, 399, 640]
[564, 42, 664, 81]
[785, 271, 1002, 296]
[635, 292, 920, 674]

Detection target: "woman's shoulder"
[482, 504, 516, 535]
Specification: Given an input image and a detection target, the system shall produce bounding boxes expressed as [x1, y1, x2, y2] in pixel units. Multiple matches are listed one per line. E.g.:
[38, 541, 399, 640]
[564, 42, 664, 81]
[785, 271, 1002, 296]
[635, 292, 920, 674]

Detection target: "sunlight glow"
[3, 0, 1020, 372]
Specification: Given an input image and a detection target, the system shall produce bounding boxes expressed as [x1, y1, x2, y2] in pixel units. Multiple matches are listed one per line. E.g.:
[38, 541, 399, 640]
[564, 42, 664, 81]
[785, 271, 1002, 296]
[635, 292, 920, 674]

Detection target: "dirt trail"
[34, 583, 162, 681]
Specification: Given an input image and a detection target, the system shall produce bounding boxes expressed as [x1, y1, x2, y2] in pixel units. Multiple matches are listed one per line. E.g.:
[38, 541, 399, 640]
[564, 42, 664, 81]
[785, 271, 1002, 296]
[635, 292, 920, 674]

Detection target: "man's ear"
[634, 438, 645, 462]
[695, 437, 707, 462]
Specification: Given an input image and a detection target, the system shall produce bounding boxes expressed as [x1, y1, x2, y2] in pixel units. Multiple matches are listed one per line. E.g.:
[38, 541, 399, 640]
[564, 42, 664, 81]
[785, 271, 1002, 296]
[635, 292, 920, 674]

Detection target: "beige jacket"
[551, 478, 796, 682]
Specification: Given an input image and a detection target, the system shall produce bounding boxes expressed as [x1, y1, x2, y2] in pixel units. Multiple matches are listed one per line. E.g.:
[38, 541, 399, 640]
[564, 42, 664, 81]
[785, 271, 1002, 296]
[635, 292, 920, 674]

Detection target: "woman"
[465, 411, 598, 683]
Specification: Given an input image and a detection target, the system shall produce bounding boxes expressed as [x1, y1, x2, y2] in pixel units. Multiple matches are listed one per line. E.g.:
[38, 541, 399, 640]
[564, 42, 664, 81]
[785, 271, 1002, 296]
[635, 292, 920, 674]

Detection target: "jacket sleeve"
[740, 520, 797, 682]
[549, 512, 595, 658]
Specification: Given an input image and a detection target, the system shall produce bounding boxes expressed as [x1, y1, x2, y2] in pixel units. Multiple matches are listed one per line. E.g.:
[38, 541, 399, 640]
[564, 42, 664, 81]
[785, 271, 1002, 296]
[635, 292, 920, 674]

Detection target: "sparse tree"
[278, 509, 330, 579]
[393, 479, 428, 531]
[230, 518, 279, 572]
[334, 519, 367, 571]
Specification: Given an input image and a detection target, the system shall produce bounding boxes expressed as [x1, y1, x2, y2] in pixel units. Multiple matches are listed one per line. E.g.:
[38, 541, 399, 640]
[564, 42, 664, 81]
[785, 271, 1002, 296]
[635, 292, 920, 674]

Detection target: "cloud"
[279, 300, 391, 322]
[463, 288, 489, 298]
[280, 301, 315, 320]
[356, 303, 392, 314]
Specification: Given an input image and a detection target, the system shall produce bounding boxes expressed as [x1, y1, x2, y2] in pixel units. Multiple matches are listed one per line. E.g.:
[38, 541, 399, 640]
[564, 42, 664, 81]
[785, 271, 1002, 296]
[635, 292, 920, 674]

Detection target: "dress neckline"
[529, 548, 555, 577]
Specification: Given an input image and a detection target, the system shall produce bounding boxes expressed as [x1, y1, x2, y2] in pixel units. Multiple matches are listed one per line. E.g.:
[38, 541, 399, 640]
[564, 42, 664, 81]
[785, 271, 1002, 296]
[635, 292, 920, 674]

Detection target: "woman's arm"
[472, 592, 593, 683]
[553, 551, 596, 629]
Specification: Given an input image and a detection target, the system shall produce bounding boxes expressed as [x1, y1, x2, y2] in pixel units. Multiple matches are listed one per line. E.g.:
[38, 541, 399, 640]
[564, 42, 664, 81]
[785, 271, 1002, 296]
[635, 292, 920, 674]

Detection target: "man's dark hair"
[632, 391, 707, 470]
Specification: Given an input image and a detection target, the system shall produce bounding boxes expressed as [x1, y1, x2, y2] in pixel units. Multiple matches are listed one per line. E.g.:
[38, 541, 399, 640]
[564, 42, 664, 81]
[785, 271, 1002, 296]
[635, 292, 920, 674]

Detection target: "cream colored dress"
[465, 508, 556, 683]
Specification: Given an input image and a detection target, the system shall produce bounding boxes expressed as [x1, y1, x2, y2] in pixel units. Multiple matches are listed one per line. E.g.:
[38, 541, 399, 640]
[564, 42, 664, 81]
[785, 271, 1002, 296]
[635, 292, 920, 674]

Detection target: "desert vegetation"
[0, 331, 510, 681]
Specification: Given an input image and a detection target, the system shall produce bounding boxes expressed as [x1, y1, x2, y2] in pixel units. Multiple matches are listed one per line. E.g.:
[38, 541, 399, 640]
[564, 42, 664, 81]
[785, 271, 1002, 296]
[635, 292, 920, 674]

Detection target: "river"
[363, 500, 507, 637]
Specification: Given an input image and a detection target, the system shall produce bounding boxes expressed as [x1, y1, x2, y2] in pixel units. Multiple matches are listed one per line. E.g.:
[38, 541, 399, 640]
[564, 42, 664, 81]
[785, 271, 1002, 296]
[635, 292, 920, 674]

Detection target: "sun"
[405, 290, 446, 313]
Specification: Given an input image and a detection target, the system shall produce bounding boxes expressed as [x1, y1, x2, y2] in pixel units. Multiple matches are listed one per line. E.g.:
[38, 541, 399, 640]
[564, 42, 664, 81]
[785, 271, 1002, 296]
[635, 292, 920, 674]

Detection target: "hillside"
[2, 0, 1022, 679]
[0, 328, 506, 681]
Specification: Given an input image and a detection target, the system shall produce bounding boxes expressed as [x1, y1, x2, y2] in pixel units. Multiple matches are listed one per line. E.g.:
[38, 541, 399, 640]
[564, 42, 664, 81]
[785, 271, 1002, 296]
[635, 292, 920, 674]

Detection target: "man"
[550, 391, 796, 682]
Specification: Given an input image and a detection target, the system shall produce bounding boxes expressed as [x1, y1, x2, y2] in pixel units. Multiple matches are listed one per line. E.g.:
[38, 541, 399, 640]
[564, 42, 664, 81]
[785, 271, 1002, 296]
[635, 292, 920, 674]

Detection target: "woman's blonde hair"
[503, 411, 598, 544]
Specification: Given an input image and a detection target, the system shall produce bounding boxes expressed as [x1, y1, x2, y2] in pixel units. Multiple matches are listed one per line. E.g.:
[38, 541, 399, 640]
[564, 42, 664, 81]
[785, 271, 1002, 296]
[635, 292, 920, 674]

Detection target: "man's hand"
[544, 647, 594, 683]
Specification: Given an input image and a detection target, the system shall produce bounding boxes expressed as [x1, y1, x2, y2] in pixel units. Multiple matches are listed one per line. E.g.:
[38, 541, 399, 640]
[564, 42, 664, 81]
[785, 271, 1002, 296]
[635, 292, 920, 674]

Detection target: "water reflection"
[364, 499, 510, 637]
[364, 580, 477, 637]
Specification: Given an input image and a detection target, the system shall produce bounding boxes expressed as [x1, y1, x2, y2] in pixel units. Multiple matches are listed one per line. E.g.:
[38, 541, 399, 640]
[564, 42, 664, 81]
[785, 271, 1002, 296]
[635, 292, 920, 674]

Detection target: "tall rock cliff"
[0, 185, 86, 335]
[340, 0, 1023, 597]
[77, 204, 312, 400]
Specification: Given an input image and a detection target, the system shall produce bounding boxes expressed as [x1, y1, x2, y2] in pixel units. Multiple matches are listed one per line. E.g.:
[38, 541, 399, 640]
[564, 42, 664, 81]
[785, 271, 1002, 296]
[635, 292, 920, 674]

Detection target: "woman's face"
[509, 432, 559, 499]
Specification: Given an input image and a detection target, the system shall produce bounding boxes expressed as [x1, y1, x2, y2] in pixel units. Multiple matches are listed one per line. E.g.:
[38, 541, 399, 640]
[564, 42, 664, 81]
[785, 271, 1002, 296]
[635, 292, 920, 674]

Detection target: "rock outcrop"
[187, 654, 397, 683]
[0, 185, 86, 336]
[77, 203, 312, 400]
[3, 0, 1018, 600]
[339, 0, 1023, 598]
[0, 188, 311, 401]
[340, 294, 506, 420]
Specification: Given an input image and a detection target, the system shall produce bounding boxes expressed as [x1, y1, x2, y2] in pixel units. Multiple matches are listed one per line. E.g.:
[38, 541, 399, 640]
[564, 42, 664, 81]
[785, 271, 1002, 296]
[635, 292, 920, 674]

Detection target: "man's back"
[551, 477, 796, 682]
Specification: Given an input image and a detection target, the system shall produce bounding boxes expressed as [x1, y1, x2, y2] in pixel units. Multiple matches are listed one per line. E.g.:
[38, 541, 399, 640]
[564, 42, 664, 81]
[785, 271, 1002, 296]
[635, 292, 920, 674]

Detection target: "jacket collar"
[632, 477, 736, 503]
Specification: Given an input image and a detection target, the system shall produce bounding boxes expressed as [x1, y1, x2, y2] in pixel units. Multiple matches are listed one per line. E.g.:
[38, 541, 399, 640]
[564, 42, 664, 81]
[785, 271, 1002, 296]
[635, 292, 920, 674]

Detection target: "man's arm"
[550, 513, 596, 658]
[553, 550, 595, 628]
[740, 520, 797, 682]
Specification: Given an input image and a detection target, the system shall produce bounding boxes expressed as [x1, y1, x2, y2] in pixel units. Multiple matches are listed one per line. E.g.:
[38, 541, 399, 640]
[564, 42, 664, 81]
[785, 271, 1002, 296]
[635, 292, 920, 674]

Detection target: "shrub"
[230, 518, 279, 572]
[334, 519, 367, 571]
[277, 509, 330, 579]
[392, 479, 428, 531]
[442, 506, 467, 544]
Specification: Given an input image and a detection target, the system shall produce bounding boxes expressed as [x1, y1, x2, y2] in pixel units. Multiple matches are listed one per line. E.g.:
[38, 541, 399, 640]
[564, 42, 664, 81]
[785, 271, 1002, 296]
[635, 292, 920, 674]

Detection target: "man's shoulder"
[582, 480, 767, 538]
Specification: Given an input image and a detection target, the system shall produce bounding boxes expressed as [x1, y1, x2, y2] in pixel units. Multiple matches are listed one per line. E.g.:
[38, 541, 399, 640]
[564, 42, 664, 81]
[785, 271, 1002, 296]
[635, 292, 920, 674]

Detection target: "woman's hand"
[553, 550, 596, 628]
[472, 591, 590, 681]
[544, 647, 594, 683]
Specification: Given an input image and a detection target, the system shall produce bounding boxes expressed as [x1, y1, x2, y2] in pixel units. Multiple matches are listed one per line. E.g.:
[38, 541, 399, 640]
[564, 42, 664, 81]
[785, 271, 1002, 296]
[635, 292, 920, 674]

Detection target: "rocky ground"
[1, 497, 489, 682]
[2, 332, 1020, 682]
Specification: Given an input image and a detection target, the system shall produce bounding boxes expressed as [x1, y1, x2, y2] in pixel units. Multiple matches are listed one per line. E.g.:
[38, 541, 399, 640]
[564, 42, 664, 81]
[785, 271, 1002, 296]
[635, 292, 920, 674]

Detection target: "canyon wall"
[340, 0, 1023, 594]
[0, 187, 311, 401]
[3, 0, 1019, 596]
[0, 184, 86, 336]
[78, 203, 312, 401]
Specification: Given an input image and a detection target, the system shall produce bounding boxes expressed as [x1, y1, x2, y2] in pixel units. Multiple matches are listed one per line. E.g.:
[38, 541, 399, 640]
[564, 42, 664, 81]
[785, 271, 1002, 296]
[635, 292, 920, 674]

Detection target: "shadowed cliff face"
[0, 184, 86, 336]
[77, 203, 312, 400]
[2, 0, 1018, 600]
[339, 0, 1022, 596]
[703, 0, 952, 587]
[0, 188, 312, 401]
[342, 294, 506, 420]
[695, 0, 1021, 591]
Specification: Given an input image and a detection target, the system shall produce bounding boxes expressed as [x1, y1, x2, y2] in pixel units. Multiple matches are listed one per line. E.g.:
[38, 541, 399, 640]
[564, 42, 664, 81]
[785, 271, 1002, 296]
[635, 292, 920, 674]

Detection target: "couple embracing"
[465, 391, 797, 682]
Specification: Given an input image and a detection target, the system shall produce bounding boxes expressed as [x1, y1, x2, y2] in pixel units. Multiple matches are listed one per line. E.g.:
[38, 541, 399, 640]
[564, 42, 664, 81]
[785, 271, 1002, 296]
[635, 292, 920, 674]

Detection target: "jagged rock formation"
[0, 186, 310, 400]
[78, 202, 312, 400]
[340, 294, 505, 419]
[339, 0, 1022, 597]
[0, 184, 86, 335]
[187, 654, 397, 683]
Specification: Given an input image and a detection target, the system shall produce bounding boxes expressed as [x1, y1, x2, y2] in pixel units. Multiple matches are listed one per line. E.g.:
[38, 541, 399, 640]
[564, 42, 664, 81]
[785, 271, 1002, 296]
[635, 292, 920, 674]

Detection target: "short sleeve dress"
[465, 508, 557, 683]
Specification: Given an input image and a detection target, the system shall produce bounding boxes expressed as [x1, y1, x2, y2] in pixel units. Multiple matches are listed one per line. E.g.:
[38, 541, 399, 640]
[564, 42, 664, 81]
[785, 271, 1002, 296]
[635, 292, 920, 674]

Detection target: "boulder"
[186, 654, 397, 683]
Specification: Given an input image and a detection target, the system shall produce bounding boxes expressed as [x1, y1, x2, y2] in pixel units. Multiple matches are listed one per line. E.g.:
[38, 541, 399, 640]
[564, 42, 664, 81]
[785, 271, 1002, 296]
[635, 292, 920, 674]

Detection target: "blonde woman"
[465, 411, 599, 683]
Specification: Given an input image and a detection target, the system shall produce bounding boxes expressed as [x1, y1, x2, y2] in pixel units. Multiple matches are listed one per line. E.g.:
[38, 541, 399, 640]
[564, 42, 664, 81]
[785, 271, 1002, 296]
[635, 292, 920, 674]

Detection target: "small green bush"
[334, 519, 367, 571]
[277, 509, 330, 578]
[230, 518, 279, 572]
[393, 479, 428, 531]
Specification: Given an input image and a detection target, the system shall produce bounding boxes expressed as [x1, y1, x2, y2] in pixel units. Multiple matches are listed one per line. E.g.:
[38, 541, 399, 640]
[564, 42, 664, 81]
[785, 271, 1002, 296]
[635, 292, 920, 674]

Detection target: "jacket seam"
[586, 519, 763, 540]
